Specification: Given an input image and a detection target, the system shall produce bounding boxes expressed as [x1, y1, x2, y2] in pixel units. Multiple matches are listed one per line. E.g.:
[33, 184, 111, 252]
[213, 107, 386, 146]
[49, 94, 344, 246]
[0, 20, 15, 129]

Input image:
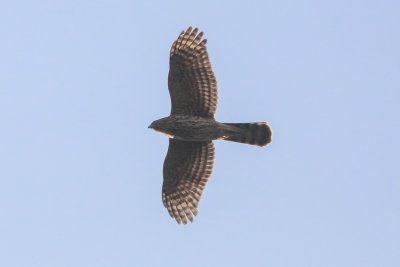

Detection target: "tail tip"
[255, 122, 272, 147]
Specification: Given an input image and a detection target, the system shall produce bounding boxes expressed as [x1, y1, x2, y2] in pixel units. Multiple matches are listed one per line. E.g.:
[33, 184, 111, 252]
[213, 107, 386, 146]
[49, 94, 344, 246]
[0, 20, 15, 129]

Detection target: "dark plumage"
[149, 27, 272, 224]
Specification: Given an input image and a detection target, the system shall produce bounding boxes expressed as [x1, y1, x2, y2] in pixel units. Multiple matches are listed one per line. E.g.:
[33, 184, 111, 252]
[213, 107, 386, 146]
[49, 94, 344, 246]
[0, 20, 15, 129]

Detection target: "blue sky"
[1, 1, 399, 266]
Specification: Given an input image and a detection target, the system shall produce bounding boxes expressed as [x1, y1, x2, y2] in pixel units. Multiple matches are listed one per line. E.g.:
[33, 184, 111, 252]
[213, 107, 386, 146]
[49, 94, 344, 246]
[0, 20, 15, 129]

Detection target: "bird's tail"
[223, 122, 272, 147]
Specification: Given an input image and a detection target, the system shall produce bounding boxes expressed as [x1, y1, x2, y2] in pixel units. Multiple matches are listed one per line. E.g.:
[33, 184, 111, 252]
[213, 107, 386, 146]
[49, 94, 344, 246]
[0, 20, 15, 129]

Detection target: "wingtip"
[185, 26, 193, 34]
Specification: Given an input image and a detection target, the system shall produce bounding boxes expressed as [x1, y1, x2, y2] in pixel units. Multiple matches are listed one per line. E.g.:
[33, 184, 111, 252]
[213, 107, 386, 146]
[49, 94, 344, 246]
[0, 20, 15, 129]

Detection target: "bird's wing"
[168, 27, 218, 118]
[162, 139, 215, 224]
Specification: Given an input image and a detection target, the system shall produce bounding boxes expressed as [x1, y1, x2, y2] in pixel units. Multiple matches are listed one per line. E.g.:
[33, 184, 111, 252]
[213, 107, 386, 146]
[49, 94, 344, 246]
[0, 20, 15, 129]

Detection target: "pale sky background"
[1, 1, 399, 266]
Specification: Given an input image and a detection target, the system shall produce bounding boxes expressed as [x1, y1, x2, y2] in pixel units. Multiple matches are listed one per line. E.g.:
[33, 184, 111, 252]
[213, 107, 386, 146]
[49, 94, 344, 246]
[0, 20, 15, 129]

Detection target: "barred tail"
[224, 122, 272, 147]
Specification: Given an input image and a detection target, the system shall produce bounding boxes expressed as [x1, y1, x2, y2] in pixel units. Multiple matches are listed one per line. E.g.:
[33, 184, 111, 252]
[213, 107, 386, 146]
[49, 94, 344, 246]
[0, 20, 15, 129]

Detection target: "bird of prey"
[149, 27, 272, 224]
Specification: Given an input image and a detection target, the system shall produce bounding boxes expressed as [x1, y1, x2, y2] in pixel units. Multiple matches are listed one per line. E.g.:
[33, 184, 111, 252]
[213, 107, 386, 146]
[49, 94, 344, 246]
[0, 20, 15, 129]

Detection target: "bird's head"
[148, 118, 165, 130]
[148, 117, 175, 138]
[148, 121, 156, 129]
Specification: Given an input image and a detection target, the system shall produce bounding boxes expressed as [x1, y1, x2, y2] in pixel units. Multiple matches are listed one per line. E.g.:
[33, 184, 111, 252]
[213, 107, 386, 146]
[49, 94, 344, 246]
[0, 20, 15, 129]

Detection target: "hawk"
[149, 27, 272, 224]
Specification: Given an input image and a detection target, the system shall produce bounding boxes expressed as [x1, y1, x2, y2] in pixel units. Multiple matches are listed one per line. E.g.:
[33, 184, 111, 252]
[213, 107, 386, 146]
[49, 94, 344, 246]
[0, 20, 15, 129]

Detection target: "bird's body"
[149, 27, 272, 224]
[150, 116, 235, 141]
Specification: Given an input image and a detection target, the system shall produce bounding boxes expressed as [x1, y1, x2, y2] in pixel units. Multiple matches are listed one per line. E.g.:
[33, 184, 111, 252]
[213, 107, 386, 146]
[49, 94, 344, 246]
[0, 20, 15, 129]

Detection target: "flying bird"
[149, 27, 272, 224]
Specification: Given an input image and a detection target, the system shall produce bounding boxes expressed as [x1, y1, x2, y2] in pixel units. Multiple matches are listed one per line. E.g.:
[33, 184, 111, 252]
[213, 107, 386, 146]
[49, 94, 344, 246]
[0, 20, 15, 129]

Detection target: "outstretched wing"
[162, 139, 215, 224]
[168, 27, 218, 118]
